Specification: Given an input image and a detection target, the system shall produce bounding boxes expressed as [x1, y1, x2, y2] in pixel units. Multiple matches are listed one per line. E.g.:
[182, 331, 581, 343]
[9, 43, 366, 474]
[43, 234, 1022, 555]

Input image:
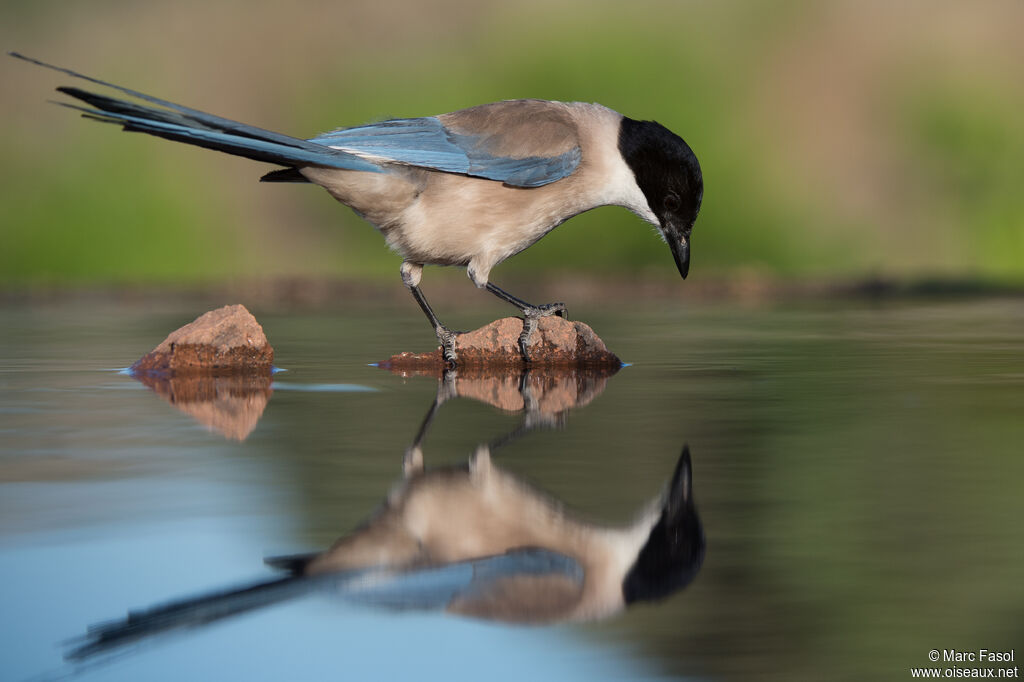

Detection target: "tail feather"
[11, 52, 382, 175]
[264, 551, 319, 573]
[259, 167, 311, 183]
[65, 575, 317, 662]
[56, 86, 204, 130]
[12, 52, 320, 152]
[58, 95, 379, 172]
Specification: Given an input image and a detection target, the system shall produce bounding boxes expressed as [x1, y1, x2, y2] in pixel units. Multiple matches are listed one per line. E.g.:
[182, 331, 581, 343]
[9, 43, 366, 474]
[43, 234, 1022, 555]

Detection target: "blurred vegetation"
[1, 1, 1022, 286]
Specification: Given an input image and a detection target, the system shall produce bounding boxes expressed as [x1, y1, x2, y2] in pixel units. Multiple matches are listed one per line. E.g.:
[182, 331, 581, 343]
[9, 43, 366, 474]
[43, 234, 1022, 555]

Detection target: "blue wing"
[310, 116, 581, 188]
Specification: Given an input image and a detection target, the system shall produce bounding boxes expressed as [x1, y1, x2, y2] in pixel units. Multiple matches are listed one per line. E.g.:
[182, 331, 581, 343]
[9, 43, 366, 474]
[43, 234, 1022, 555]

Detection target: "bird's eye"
[664, 193, 681, 211]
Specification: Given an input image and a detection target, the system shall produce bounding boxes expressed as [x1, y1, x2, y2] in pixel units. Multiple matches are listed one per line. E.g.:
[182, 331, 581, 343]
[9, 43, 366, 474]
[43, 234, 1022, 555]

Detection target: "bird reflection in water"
[67, 368, 704, 664]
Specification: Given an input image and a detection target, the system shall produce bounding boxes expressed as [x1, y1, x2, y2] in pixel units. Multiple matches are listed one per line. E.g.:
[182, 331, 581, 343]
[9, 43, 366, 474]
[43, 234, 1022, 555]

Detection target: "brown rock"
[378, 316, 620, 370]
[132, 304, 274, 375]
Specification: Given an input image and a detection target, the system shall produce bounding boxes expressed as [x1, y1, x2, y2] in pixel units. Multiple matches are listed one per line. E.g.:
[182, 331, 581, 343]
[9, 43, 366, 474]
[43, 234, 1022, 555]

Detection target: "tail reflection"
[66, 443, 704, 663]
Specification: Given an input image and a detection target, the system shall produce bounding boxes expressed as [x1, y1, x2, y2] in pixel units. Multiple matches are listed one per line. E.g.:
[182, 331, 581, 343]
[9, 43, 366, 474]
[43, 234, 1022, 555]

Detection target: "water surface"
[1, 296, 1022, 680]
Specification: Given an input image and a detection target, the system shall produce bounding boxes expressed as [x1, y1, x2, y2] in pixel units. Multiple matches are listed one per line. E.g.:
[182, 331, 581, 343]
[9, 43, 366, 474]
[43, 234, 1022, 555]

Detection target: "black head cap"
[618, 117, 703, 279]
[622, 445, 706, 604]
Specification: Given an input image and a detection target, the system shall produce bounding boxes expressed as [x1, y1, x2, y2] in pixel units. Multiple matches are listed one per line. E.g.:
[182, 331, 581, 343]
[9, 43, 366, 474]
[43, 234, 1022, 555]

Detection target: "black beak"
[665, 445, 693, 519]
[668, 230, 690, 280]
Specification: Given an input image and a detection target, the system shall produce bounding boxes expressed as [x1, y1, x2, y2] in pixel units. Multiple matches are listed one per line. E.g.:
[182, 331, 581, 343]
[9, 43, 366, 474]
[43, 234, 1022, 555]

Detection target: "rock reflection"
[400, 364, 620, 449]
[132, 371, 273, 441]
[383, 364, 618, 412]
[65, 438, 704, 663]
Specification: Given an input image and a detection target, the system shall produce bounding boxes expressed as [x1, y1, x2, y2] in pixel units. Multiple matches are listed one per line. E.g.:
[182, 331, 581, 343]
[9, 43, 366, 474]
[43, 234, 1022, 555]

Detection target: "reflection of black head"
[622, 446, 705, 604]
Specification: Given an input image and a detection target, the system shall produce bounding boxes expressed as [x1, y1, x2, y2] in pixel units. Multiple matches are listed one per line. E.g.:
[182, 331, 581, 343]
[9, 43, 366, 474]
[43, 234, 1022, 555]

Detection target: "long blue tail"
[10, 52, 382, 175]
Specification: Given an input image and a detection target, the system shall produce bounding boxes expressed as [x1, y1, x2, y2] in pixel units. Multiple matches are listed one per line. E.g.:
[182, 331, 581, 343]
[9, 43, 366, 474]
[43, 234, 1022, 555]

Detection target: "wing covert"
[309, 103, 581, 188]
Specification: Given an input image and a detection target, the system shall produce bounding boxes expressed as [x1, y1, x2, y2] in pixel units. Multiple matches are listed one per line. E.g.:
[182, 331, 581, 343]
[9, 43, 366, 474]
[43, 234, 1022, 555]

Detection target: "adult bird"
[12, 53, 703, 365]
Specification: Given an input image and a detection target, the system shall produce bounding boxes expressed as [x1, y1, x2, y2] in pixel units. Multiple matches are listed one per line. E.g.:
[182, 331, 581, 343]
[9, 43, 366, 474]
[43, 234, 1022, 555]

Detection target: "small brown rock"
[378, 316, 620, 370]
[131, 304, 274, 375]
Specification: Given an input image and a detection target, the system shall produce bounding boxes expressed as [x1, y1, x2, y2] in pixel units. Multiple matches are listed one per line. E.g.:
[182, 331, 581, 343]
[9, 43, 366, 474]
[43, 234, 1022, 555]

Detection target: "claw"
[436, 326, 460, 368]
[518, 317, 538, 363]
[539, 302, 568, 318]
[516, 302, 568, 364]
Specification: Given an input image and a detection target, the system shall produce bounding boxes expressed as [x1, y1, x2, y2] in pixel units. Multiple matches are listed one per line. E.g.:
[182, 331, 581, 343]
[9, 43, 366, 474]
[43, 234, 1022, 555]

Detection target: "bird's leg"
[518, 368, 568, 432]
[401, 262, 459, 367]
[410, 285, 460, 366]
[484, 281, 567, 362]
[403, 367, 457, 476]
[487, 369, 567, 450]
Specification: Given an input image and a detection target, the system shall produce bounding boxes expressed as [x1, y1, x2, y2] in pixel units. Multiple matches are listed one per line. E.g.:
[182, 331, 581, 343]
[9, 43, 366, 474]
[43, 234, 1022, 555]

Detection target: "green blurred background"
[2, 0, 1022, 288]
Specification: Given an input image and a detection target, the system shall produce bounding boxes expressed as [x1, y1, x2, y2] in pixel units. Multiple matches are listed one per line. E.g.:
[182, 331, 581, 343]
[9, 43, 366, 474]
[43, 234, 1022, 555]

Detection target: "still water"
[1, 296, 1022, 681]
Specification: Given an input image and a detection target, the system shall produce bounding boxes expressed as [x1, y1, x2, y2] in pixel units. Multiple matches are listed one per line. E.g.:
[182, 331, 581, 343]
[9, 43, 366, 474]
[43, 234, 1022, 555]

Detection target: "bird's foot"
[435, 326, 460, 368]
[534, 302, 568, 319]
[518, 302, 568, 363]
